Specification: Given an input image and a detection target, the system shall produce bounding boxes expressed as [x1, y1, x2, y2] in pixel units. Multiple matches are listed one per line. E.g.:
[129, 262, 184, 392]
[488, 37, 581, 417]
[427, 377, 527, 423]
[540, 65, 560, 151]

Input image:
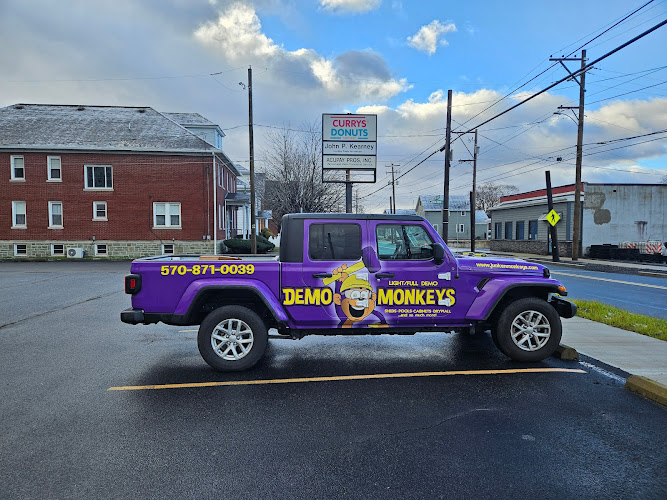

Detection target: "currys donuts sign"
[322, 113, 377, 176]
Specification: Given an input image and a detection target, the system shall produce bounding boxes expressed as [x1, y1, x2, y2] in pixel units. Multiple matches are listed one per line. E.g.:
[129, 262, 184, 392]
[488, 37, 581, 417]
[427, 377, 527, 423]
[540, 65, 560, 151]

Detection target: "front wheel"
[494, 298, 562, 362]
[198, 306, 268, 371]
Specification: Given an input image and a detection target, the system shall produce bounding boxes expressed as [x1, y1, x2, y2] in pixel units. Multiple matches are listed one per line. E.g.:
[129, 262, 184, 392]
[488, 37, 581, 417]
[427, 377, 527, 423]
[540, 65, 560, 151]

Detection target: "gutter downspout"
[212, 152, 217, 255]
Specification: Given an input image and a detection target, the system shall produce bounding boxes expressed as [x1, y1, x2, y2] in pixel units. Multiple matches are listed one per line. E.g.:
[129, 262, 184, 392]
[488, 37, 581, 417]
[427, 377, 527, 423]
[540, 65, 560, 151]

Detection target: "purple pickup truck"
[121, 213, 576, 371]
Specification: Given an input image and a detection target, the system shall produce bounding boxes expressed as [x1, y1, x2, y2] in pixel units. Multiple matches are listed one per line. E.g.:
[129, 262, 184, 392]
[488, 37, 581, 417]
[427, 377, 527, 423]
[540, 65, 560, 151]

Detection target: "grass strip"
[572, 299, 667, 341]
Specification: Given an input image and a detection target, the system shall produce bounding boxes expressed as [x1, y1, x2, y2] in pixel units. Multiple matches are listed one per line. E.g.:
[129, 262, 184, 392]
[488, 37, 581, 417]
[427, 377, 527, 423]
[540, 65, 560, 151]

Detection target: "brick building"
[1, 104, 239, 258]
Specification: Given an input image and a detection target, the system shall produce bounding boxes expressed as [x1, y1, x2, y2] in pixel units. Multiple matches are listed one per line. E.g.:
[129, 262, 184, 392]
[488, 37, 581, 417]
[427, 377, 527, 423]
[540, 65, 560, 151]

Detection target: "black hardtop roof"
[283, 213, 425, 222]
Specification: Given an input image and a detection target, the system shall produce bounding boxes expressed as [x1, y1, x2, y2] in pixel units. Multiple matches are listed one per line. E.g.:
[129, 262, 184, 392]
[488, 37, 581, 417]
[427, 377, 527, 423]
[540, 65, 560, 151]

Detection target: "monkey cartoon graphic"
[329, 263, 387, 328]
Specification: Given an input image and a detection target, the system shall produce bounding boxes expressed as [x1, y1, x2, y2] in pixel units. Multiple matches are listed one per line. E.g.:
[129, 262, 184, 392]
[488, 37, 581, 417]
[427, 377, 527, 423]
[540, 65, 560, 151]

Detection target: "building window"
[457, 223, 465, 233]
[11, 156, 25, 180]
[47, 156, 62, 181]
[51, 244, 65, 256]
[495, 222, 502, 239]
[85, 165, 113, 189]
[162, 244, 174, 254]
[504, 221, 512, 240]
[516, 221, 525, 240]
[529, 220, 538, 240]
[14, 244, 27, 256]
[153, 202, 181, 228]
[12, 201, 27, 228]
[95, 244, 108, 256]
[48, 201, 63, 228]
[92, 201, 108, 221]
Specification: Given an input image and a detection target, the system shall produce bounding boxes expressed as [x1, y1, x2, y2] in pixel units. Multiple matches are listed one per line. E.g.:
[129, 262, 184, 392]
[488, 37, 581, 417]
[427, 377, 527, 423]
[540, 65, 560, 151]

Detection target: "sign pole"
[545, 171, 560, 262]
[345, 169, 352, 213]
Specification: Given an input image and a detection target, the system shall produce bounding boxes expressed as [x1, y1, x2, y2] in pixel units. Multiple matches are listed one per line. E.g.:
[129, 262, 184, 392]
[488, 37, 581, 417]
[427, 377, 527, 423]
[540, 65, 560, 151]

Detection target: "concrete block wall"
[0, 240, 215, 259]
[490, 239, 573, 257]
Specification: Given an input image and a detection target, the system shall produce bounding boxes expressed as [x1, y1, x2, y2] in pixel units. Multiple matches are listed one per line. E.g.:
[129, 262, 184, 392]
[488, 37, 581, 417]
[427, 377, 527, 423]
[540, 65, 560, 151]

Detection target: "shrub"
[223, 235, 275, 254]
[260, 227, 274, 240]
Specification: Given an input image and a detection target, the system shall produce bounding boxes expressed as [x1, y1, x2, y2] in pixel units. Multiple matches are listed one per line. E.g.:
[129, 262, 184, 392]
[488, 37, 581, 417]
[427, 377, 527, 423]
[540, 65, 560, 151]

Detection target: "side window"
[308, 223, 361, 261]
[376, 224, 434, 260]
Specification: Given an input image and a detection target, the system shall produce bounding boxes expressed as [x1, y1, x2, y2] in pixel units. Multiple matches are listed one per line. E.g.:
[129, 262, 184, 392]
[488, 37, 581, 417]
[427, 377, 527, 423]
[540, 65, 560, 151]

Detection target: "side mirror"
[362, 246, 381, 273]
[432, 243, 445, 265]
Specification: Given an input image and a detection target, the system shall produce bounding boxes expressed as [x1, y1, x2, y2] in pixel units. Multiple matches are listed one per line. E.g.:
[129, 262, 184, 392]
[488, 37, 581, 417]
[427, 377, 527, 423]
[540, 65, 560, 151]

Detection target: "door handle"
[312, 273, 333, 278]
[376, 272, 395, 279]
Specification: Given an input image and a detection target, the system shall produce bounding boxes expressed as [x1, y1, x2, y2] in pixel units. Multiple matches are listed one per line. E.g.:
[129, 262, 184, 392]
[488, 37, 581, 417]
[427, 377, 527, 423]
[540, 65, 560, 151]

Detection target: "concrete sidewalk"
[561, 317, 667, 386]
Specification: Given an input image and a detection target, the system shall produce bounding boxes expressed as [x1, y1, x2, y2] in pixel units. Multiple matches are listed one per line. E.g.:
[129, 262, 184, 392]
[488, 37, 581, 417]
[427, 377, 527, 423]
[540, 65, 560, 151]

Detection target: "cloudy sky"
[1, 0, 666, 211]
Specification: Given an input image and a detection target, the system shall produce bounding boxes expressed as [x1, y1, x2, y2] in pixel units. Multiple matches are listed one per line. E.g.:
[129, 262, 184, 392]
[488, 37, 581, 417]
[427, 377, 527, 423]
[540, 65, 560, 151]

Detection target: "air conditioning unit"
[67, 248, 84, 258]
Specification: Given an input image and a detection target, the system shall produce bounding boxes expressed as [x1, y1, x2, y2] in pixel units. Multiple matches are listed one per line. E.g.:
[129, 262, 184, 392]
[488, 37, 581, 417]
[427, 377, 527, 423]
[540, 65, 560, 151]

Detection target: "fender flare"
[465, 280, 564, 321]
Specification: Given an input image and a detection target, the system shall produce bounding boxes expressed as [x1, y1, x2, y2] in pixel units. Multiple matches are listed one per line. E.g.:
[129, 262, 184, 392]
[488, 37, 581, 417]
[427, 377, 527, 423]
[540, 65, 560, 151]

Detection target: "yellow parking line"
[108, 367, 586, 391]
[552, 271, 667, 290]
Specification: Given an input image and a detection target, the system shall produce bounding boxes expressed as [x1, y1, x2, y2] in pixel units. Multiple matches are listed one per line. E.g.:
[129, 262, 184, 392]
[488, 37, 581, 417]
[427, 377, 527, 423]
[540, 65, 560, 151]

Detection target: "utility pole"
[247, 66, 257, 254]
[441, 89, 452, 243]
[550, 50, 586, 260]
[458, 129, 479, 252]
[386, 163, 399, 214]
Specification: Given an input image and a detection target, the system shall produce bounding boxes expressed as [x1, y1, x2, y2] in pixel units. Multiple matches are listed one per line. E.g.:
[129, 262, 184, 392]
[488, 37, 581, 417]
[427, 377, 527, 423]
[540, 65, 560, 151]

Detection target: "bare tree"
[661, 174, 667, 184]
[262, 122, 344, 230]
[475, 182, 519, 213]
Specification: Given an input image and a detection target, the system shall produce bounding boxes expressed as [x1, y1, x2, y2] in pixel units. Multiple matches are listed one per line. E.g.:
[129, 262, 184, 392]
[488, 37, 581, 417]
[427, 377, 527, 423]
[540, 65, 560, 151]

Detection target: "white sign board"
[323, 155, 377, 170]
[322, 114, 377, 142]
[322, 113, 377, 183]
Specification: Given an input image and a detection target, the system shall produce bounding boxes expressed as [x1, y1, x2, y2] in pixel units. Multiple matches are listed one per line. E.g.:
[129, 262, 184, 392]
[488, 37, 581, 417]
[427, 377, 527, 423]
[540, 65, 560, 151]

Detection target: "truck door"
[370, 221, 463, 327]
[281, 220, 369, 329]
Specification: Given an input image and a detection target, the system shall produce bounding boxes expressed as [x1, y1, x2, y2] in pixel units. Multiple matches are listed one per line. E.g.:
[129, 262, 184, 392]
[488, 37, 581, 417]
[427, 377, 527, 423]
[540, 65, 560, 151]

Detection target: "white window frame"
[92, 201, 108, 221]
[95, 244, 108, 256]
[51, 244, 65, 256]
[153, 202, 181, 229]
[11, 155, 25, 181]
[47, 156, 62, 182]
[14, 244, 27, 256]
[12, 201, 27, 228]
[48, 201, 63, 228]
[84, 165, 113, 190]
[457, 223, 465, 233]
[162, 244, 174, 255]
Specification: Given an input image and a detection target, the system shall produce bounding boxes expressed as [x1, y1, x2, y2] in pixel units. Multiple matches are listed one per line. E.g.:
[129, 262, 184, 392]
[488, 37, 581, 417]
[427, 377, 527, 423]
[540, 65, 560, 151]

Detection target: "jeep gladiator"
[121, 213, 576, 371]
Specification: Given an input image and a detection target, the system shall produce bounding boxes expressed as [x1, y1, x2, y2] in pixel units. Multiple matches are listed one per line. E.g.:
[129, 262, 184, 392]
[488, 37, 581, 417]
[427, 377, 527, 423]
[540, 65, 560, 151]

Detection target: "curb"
[625, 375, 667, 407]
[553, 344, 579, 361]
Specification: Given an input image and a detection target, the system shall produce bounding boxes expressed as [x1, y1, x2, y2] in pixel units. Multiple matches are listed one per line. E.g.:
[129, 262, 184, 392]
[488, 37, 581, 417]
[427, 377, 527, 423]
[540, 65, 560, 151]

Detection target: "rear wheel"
[494, 298, 561, 362]
[198, 305, 268, 371]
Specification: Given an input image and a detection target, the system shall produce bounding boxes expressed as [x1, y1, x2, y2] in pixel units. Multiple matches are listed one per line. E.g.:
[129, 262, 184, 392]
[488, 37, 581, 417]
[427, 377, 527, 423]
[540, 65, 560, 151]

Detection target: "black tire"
[494, 298, 562, 362]
[198, 305, 268, 372]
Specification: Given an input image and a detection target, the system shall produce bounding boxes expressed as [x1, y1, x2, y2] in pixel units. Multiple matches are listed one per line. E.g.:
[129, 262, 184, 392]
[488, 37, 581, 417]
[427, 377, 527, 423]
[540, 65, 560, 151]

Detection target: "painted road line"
[178, 329, 198, 332]
[552, 271, 667, 290]
[109, 368, 586, 391]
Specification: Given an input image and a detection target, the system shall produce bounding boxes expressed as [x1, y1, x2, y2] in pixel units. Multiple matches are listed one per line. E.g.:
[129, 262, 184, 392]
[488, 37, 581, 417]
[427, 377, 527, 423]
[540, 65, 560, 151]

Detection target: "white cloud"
[194, 2, 408, 101]
[407, 20, 457, 55]
[320, 0, 381, 14]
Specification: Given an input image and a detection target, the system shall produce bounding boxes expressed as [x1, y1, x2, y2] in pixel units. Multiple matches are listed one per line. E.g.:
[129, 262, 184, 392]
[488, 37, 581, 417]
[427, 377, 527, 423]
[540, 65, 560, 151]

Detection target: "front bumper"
[550, 296, 577, 319]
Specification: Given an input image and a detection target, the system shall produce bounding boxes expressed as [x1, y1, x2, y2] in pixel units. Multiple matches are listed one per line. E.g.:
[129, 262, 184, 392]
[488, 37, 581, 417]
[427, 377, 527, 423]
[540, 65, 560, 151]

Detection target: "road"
[546, 264, 667, 319]
[1, 261, 665, 499]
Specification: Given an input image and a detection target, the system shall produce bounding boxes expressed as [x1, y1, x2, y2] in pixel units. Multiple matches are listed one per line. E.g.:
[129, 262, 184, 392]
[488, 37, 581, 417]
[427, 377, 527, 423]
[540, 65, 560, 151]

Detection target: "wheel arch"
[471, 283, 561, 323]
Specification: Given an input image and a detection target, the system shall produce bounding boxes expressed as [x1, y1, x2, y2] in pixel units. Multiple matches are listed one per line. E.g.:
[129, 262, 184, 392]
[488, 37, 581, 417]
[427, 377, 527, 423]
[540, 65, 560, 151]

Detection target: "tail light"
[125, 274, 142, 294]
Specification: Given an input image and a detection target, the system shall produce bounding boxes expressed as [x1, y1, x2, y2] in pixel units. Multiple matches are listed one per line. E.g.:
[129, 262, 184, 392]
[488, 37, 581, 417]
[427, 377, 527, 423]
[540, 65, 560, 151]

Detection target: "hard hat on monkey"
[340, 274, 373, 293]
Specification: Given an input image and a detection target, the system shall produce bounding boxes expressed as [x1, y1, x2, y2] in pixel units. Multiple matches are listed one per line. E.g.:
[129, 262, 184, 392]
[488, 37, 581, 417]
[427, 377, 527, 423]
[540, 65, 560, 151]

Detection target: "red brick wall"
[1, 151, 231, 241]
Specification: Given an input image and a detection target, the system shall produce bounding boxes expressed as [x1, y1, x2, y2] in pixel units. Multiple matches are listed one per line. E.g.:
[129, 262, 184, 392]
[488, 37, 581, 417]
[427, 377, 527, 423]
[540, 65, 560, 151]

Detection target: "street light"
[553, 111, 578, 126]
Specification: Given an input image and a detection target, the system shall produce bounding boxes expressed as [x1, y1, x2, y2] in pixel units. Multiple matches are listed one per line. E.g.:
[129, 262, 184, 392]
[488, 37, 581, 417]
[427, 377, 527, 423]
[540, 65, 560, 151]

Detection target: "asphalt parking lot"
[1, 261, 665, 499]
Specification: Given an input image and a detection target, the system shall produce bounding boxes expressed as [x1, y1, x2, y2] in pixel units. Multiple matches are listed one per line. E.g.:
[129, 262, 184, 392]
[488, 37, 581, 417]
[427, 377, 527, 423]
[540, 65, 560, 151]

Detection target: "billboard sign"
[322, 113, 377, 183]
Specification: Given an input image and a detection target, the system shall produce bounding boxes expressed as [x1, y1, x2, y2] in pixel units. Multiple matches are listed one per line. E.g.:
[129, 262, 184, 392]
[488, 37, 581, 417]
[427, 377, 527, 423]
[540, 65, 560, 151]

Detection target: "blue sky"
[1, 0, 666, 211]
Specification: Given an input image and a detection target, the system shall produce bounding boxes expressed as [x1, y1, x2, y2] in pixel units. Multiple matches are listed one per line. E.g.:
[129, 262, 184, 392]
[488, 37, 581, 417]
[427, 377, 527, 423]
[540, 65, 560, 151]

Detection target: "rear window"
[308, 223, 361, 261]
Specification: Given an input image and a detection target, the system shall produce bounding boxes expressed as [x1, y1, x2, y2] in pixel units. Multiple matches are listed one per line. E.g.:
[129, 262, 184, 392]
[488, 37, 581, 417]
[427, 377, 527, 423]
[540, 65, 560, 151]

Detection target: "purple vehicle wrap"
[121, 213, 575, 370]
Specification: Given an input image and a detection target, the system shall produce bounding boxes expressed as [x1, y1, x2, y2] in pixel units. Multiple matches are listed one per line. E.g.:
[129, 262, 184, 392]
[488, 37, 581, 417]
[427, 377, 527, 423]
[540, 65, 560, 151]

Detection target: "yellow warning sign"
[546, 209, 560, 226]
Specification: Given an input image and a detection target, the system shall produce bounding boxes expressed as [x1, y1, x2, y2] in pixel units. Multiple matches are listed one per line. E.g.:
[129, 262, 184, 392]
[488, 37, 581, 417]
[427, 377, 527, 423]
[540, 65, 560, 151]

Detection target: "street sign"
[546, 209, 561, 226]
